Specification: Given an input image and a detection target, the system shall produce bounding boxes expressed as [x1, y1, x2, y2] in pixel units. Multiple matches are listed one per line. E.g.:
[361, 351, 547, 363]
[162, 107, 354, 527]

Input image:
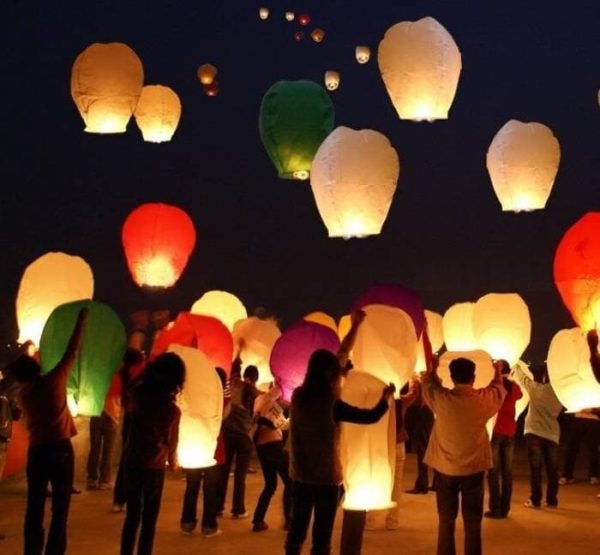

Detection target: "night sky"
[3, 0, 599, 362]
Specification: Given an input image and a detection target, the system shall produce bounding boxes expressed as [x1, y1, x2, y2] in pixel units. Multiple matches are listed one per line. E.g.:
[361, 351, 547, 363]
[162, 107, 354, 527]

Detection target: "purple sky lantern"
[270, 320, 341, 401]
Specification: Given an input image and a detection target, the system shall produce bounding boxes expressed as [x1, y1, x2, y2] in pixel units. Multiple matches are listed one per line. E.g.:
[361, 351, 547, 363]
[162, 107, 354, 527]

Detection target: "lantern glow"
[303, 311, 338, 333]
[134, 85, 182, 143]
[311, 29, 326, 43]
[324, 71, 340, 91]
[191, 290, 247, 332]
[355, 46, 371, 64]
[442, 302, 478, 352]
[259, 7, 269, 20]
[197, 64, 217, 86]
[233, 317, 281, 386]
[425, 310, 445, 353]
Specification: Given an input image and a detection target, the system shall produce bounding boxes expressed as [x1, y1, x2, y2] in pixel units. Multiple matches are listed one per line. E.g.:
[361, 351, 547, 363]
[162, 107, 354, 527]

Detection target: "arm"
[337, 309, 366, 373]
[334, 385, 394, 424]
[512, 363, 533, 393]
[53, 308, 88, 376]
[587, 330, 600, 383]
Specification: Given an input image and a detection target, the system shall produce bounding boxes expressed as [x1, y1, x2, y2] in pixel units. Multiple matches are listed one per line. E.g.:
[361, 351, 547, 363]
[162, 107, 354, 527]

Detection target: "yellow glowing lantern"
[197, 64, 218, 86]
[486, 120, 561, 212]
[473, 293, 531, 367]
[190, 290, 247, 332]
[355, 46, 371, 64]
[303, 311, 338, 333]
[259, 7, 269, 20]
[71, 42, 144, 133]
[338, 314, 352, 342]
[134, 85, 182, 143]
[310, 126, 400, 239]
[16, 252, 94, 347]
[168, 344, 223, 468]
[378, 17, 461, 121]
[233, 316, 281, 385]
[425, 310, 444, 353]
[442, 302, 478, 352]
[311, 29, 326, 43]
[324, 71, 340, 91]
[547, 328, 600, 412]
[437, 350, 494, 390]
[340, 371, 395, 510]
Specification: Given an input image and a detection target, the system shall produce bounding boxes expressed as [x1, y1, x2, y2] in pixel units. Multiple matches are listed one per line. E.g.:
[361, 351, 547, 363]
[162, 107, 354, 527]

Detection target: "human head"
[123, 347, 145, 368]
[531, 362, 548, 384]
[300, 349, 342, 398]
[8, 354, 41, 383]
[145, 352, 186, 396]
[494, 359, 511, 376]
[449, 357, 476, 385]
[243, 365, 259, 384]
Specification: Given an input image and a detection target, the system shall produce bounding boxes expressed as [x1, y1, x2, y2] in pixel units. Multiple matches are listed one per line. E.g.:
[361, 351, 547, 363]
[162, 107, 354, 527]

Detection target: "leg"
[120, 464, 143, 555]
[311, 485, 340, 555]
[286, 481, 314, 555]
[45, 441, 74, 555]
[99, 415, 117, 486]
[137, 469, 165, 555]
[414, 435, 430, 492]
[113, 451, 127, 507]
[526, 435, 543, 506]
[583, 420, 600, 479]
[218, 432, 236, 512]
[562, 418, 582, 480]
[434, 472, 459, 555]
[86, 416, 102, 485]
[544, 440, 559, 506]
[24, 445, 49, 555]
[232, 434, 252, 515]
[278, 449, 293, 526]
[181, 469, 202, 530]
[500, 436, 515, 516]
[460, 472, 484, 555]
[486, 436, 501, 515]
[253, 443, 279, 525]
[202, 465, 221, 531]
[386, 442, 406, 529]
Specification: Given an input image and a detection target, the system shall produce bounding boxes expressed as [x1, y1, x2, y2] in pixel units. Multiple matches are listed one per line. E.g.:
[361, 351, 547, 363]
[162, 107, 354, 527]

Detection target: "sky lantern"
[443, 302, 478, 352]
[40, 300, 126, 416]
[310, 127, 399, 239]
[298, 14, 311, 26]
[294, 31, 305, 42]
[270, 320, 340, 401]
[355, 46, 371, 64]
[324, 71, 340, 91]
[303, 311, 338, 333]
[16, 252, 94, 348]
[134, 85, 182, 143]
[197, 63, 217, 86]
[311, 29, 326, 43]
[338, 314, 352, 342]
[554, 212, 600, 331]
[122, 202, 196, 288]
[70, 42, 144, 133]
[190, 290, 247, 332]
[425, 310, 444, 353]
[437, 350, 494, 390]
[259, 7, 269, 20]
[285, 11, 295, 21]
[2, 420, 28, 479]
[340, 371, 395, 510]
[473, 293, 531, 366]
[259, 80, 335, 180]
[378, 17, 462, 121]
[203, 82, 219, 97]
[547, 328, 600, 411]
[168, 345, 223, 468]
[486, 120, 561, 212]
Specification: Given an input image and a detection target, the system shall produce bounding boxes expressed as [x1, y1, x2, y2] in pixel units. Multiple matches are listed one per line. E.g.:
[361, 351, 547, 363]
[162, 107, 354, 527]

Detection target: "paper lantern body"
[378, 17, 461, 121]
[547, 328, 600, 411]
[168, 345, 223, 468]
[356, 46, 371, 64]
[554, 212, 600, 331]
[298, 14, 311, 26]
[285, 11, 295, 21]
[270, 321, 340, 401]
[324, 71, 340, 91]
[303, 311, 338, 333]
[134, 85, 182, 143]
[437, 350, 494, 390]
[443, 302, 478, 352]
[40, 300, 126, 416]
[71, 42, 144, 133]
[340, 372, 395, 510]
[259, 7, 269, 20]
[312, 29, 326, 43]
[16, 252, 94, 347]
[473, 293, 531, 366]
[197, 64, 217, 86]
[233, 317, 281, 385]
[338, 314, 352, 342]
[353, 284, 424, 337]
[425, 310, 444, 353]
[487, 120, 560, 212]
[353, 305, 418, 393]
[2, 420, 28, 478]
[191, 290, 247, 332]
[259, 80, 335, 180]
[122, 203, 196, 288]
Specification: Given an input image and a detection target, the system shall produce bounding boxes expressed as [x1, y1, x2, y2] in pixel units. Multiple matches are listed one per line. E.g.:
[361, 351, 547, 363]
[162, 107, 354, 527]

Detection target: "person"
[285, 310, 395, 555]
[120, 352, 184, 555]
[513, 362, 563, 509]
[9, 308, 88, 555]
[485, 360, 523, 518]
[589, 329, 600, 382]
[559, 409, 600, 485]
[422, 356, 505, 555]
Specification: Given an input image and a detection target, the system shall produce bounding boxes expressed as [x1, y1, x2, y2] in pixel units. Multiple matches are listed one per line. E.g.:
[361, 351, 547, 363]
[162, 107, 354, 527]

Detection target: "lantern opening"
[137, 256, 177, 288]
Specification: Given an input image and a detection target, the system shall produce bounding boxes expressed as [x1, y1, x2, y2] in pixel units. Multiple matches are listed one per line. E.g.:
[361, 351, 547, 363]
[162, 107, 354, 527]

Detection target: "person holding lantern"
[588, 330, 600, 382]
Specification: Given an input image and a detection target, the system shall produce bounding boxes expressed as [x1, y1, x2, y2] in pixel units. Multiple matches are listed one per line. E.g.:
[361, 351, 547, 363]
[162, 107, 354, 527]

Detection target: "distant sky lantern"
[197, 63, 217, 86]
[134, 85, 182, 143]
[298, 13, 311, 26]
[259, 7, 269, 20]
[122, 202, 196, 288]
[340, 372, 395, 510]
[168, 345, 223, 468]
[355, 46, 371, 64]
[203, 82, 219, 97]
[473, 293, 531, 367]
[487, 120, 561, 212]
[233, 316, 281, 385]
[310, 127, 400, 238]
[547, 328, 600, 411]
[71, 42, 144, 133]
[311, 28, 326, 43]
[270, 320, 340, 401]
[191, 290, 247, 332]
[285, 11, 295, 22]
[16, 252, 94, 347]
[40, 300, 126, 416]
[425, 310, 444, 353]
[303, 311, 338, 333]
[437, 350, 494, 390]
[324, 71, 340, 91]
[259, 80, 334, 180]
[554, 212, 600, 331]
[293, 31, 305, 42]
[378, 17, 461, 121]
[443, 302, 478, 352]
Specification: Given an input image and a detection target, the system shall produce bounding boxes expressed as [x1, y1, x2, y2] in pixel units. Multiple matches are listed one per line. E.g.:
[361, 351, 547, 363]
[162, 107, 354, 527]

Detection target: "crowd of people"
[1, 308, 600, 555]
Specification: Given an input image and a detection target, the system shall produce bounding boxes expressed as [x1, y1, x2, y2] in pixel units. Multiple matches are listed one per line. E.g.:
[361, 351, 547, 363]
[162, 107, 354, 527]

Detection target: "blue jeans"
[487, 434, 515, 515]
[526, 434, 559, 506]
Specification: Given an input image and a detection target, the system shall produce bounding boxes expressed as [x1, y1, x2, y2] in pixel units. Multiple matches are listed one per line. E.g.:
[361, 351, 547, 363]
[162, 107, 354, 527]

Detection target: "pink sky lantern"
[352, 283, 425, 337]
[270, 320, 340, 401]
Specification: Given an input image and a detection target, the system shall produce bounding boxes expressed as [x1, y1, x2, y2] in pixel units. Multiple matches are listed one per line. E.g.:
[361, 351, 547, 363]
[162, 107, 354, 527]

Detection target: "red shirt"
[493, 381, 523, 437]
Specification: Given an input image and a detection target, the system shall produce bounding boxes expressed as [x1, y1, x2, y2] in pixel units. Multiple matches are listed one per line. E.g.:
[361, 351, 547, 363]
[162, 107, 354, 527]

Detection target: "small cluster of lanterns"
[258, 7, 324, 44]
[196, 63, 219, 97]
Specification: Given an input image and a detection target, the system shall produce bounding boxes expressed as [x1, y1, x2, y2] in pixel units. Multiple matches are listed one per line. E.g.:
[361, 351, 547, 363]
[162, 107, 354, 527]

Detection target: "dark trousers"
[526, 434, 559, 506]
[113, 414, 131, 506]
[563, 418, 600, 479]
[434, 471, 484, 555]
[253, 441, 292, 525]
[285, 481, 341, 555]
[487, 434, 515, 516]
[219, 431, 253, 515]
[408, 406, 434, 492]
[87, 413, 118, 484]
[180, 465, 221, 531]
[120, 467, 165, 555]
[24, 439, 74, 555]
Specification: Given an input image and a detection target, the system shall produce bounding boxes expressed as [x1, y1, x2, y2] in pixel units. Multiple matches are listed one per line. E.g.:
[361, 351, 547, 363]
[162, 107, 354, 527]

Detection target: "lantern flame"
[136, 255, 177, 288]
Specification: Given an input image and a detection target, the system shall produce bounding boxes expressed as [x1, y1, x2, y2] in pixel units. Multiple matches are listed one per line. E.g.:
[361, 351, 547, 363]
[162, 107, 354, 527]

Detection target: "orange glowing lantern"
[204, 82, 219, 97]
[303, 311, 338, 333]
[134, 85, 182, 143]
[191, 290, 247, 332]
[197, 64, 217, 86]
[311, 29, 326, 43]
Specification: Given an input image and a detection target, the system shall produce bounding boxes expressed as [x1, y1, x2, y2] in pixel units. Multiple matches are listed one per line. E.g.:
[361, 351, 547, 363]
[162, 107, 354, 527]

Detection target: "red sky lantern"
[204, 81, 219, 97]
[298, 13, 311, 26]
[122, 203, 196, 288]
[293, 31, 305, 42]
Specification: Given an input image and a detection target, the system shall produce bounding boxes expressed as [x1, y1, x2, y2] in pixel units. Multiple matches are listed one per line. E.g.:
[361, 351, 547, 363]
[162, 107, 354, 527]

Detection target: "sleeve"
[482, 381, 507, 416]
[591, 353, 600, 383]
[333, 397, 389, 424]
[513, 365, 533, 394]
[51, 309, 87, 379]
[421, 372, 442, 409]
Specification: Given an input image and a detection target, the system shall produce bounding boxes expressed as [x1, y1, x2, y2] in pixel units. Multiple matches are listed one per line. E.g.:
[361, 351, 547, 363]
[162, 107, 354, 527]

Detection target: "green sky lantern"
[259, 80, 335, 180]
[39, 300, 127, 417]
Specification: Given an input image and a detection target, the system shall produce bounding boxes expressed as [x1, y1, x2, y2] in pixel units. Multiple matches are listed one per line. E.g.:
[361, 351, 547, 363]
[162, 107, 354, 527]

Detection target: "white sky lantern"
[191, 290, 247, 332]
[473, 293, 531, 367]
[71, 42, 144, 133]
[355, 46, 371, 64]
[486, 120, 561, 212]
[547, 328, 600, 412]
[134, 85, 182, 143]
[378, 17, 461, 121]
[310, 127, 400, 239]
[437, 350, 495, 390]
[353, 304, 417, 393]
[285, 11, 295, 21]
[442, 302, 478, 352]
[16, 252, 94, 347]
[425, 310, 444, 353]
[259, 7, 269, 20]
[340, 371, 396, 510]
[303, 311, 338, 333]
[324, 71, 340, 91]
[168, 344, 223, 469]
[338, 314, 352, 342]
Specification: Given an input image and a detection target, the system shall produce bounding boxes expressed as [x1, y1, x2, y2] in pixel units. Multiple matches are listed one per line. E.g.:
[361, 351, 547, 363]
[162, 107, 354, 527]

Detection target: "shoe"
[405, 488, 428, 495]
[202, 527, 223, 538]
[232, 512, 249, 520]
[385, 521, 400, 530]
[484, 511, 504, 519]
[72, 487, 82, 495]
[97, 482, 111, 491]
[216, 510, 224, 518]
[181, 522, 196, 535]
[524, 499, 541, 509]
[248, 467, 258, 474]
[252, 521, 269, 532]
[590, 477, 599, 485]
[544, 501, 558, 509]
[558, 477, 575, 485]
[112, 504, 125, 513]
[86, 481, 99, 491]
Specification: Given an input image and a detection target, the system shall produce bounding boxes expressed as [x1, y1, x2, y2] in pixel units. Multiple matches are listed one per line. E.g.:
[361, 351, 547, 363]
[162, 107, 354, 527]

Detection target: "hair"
[8, 355, 41, 383]
[134, 352, 185, 412]
[215, 367, 227, 388]
[243, 365, 259, 384]
[531, 362, 549, 384]
[295, 349, 341, 403]
[449, 357, 476, 385]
